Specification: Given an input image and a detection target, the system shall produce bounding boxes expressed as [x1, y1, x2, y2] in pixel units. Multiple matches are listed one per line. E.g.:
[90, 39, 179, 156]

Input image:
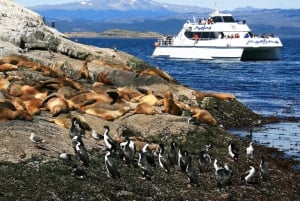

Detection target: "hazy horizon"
[14, 0, 300, 10]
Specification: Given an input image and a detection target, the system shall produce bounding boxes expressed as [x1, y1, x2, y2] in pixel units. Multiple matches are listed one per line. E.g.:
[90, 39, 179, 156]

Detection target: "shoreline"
[64, 30, 162, 39]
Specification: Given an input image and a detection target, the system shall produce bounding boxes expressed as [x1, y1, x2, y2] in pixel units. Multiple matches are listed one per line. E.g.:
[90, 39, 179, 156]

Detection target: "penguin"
[259, 156, 270, 181]
[75, 140, 90, 167]
[120, 136, 136, 155]
[69, 117, 85, 139]
[105, 149, 121, 179]
[142, 143, 156, 167]
[198, 150, 211, 173]
[213, 159, 222, 172]
[138, 150, 153, 180]
[168, 141, 178, 167]
[103, 125, 117, 152]
[186, 156, 199, 187]
[214, 164, 232, 192]
[228, 142, 239, 162]
[178, 149, 189, 173]
[241, 165, 256, 184]
[246, 141, 254, 160]
[70, 164, 87, 180]
[122, 137, 135, 167]
[158, 144, 171, 173]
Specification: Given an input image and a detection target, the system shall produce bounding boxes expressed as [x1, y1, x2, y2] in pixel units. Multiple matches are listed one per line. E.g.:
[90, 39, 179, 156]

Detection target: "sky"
[14, 0, 300, 10]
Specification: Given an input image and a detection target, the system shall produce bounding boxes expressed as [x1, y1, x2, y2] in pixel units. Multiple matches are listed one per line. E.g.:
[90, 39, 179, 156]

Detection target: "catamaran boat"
[152, 10, 283, 60]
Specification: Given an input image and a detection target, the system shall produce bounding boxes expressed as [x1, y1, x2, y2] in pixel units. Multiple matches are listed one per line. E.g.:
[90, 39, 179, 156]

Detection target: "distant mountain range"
[30, 0, 300, 36]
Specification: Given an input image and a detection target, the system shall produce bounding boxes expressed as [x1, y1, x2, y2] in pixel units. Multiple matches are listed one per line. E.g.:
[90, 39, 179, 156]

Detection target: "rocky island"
[0, 1, 299, 200]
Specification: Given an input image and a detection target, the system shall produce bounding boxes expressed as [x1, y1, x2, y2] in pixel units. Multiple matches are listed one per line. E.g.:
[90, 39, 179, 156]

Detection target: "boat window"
[223, 16, 235, 22]
[184, 31, 218, 40]
[212, 16, 235, 23]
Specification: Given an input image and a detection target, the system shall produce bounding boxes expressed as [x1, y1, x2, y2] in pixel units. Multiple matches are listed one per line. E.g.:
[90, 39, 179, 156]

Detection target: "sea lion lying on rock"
[192, 91, 236, 101]
[189, 106, 218, 126]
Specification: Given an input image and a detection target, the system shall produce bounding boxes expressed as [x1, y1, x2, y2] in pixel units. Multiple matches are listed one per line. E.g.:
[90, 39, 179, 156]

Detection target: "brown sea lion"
[117, 87, 143, 101]
[163, 91, 183, 116]
[134, 93, 162, 106]
[69, 90, 112, 106]
[41, 93, 77, 117]
[0, 107, 32, 121]
[85, 106, 131, 121]
[121, 102, 159, 120]
[189, 106, 217, 126]
[97, 71, 113, 85]
[192, 91, 235, 101]
[136, 68, 175, 82]
[90, 59, 132, 71]
[77, 60, 91, 80]
[0, 63, 18, 72]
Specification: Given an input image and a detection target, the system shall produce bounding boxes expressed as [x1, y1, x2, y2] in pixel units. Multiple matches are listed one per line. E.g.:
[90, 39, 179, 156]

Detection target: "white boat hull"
[152, 46, 244, 60]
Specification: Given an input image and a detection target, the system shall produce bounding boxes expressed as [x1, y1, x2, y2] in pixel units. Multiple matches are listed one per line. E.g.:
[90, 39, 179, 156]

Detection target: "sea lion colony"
[0, 55, 233, 124]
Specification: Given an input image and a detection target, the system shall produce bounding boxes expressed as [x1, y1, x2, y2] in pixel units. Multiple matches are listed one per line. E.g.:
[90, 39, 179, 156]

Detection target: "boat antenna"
[211, 0, 218, 11]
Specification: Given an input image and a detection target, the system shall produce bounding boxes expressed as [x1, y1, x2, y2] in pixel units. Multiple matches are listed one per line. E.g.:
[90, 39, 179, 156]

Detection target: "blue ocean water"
[76, 37, 300, 160]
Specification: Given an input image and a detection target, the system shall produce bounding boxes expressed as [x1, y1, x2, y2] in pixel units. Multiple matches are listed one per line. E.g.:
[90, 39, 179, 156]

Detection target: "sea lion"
[117, 87, 143, 101]
[192, 91, 235, 101]
[41, 93, 77, 117]
[136, 68, 175, 82]
[0, 63, 18, 72]
[0, 77, 11, 90]
[77, 60, 91, 80]
[0, 107, 32, 121]
[189, 106, 217, 126]
[97, 71, 113, 85]
[121, 102, 159, 120]
[134, 93, 162, 106]
[85, 106, 131, 121]
[69, 90, 112, 106]
[90, 59, 132, 71]
[163, 91, 183, 116]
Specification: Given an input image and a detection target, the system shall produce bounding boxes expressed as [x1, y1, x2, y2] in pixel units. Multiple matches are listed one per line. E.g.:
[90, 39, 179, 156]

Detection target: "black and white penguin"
[69, 117, 85, 139]
[213, 159, 222, 172]
[198, 150, 211, 173]
[241, 165, 256, 184]
[138, 150, 153, 180]
[103, 125, 117, 152]
[178, 149, 189, 173]
[168, 141, 178, 167]
[214, 163, 232, 192]
[246, 141, 254, 159]
[186, 156, 199, 187]
[259, 156, 270, 181]
[104, 149, 121, 179]
[120, 137, 136, 155]
[228, 142, 239, 162]
[75, 140, 90, 167]
[72, 135, 84, 154]
[122, 137, 135, 167]
[158, 144, 171, 173]
[142, 143, 156, 167]
[70, 164, 87, 179]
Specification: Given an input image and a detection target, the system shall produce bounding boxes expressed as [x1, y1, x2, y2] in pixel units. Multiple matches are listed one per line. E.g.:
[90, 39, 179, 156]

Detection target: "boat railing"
[155, 36, 174, 47]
